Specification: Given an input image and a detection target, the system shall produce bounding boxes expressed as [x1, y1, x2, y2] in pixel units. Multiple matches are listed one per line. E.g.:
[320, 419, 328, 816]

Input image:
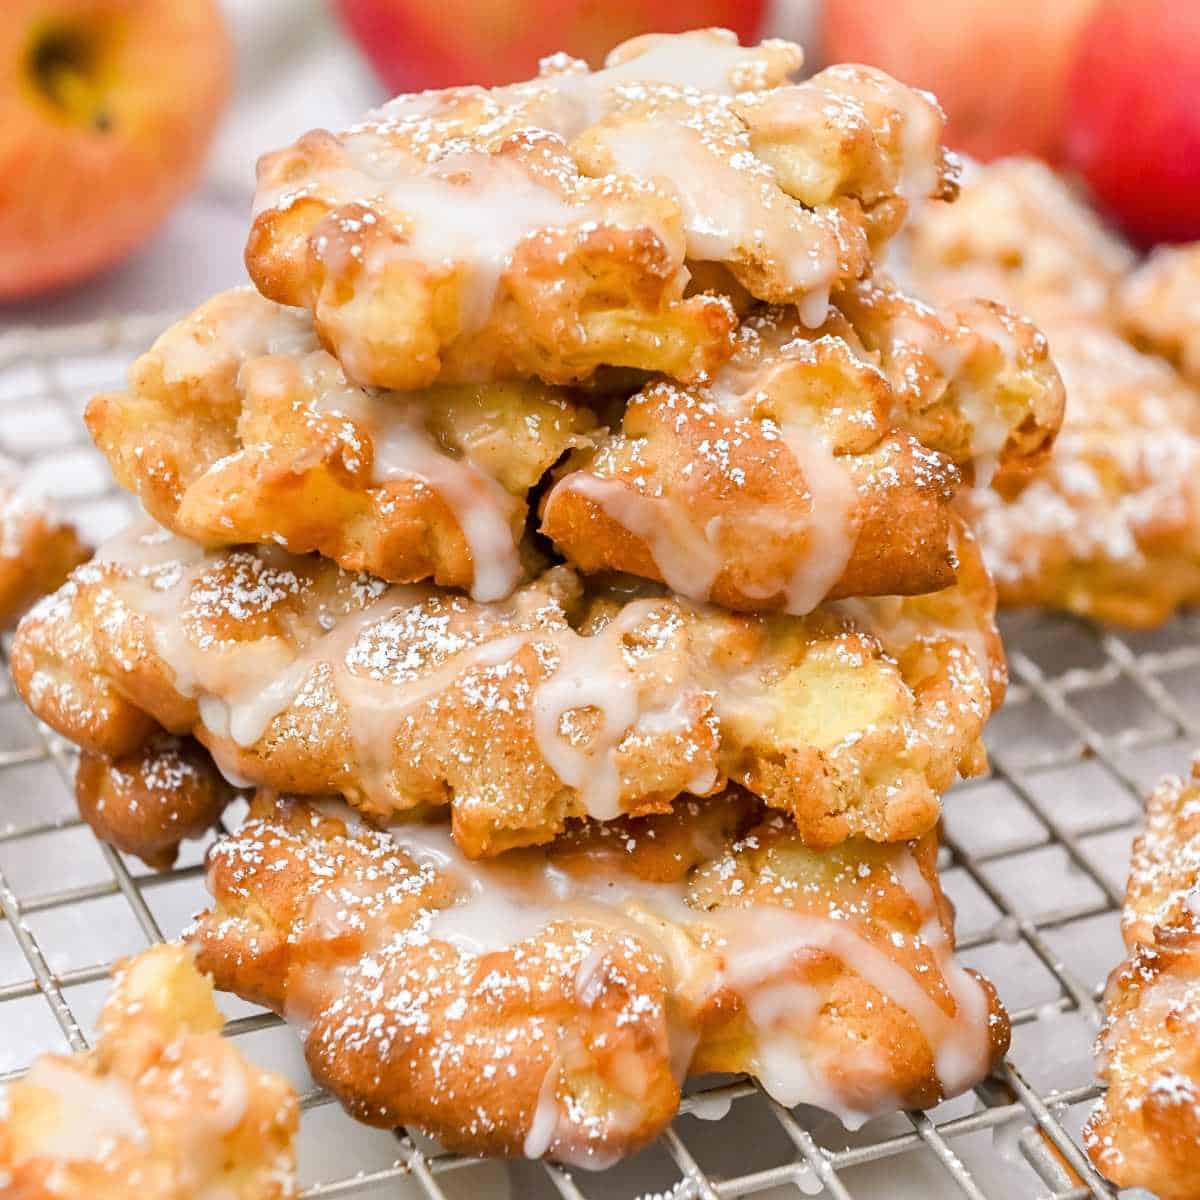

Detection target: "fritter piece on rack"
[246, 29, 956, 391]
[76, 734, 243, 870]
[899, 157, 1133, 326]
[87, 288, 594, 602]
[542, 287, 1063, 610]
[1118, 242, 1200, 386]
[1085, 760, 1200, 1200]
[12, 518, 1003, 858]
[0, 943, 298, 1199]
[190, 789, 1009, 1166]
[901, 157, 1200, 627]
[0, 457, 87, 628]
[963, 320, 1200, 627]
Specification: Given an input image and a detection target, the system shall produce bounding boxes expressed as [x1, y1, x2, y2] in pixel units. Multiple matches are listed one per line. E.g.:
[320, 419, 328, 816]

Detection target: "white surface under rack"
[4, 313, 1195, 1199]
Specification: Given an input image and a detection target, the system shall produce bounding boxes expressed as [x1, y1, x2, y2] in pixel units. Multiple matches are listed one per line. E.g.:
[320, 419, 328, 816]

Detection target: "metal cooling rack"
[2, 314, 1195, 1200]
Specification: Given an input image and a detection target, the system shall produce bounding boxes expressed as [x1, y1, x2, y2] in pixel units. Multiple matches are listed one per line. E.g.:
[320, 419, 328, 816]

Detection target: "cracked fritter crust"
[0, 944, 298, 1199]
[901, 158, 1200, 626]
[76, 734, 243, 870]
[246, 29, 956, 391]
[1118, 243, 1200, 387]
[0, 458, 87, 628]
[86, 287, 593, 601]
[1084, 760, 1200, 1200]
[12, 518, 1002, 858]
[189, 789, 1009, 1166]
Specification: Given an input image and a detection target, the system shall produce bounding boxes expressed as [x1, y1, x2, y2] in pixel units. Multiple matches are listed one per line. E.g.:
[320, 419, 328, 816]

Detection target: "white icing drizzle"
[776, 425, 858, 613]
[296, 362, 523, 602]
[338, 139, 589, 334]
[596, 120, 839, 306]
[22, 1059, 146, 1162]
[257, 31, 869, 340]
[563, 474, 722, 601]
[888, 852, 992, 1095]
[99, 526, 704, 820]
[531, 601, 687, 821]
[306, 807, 996, 1146]
[559, 352, 858, 614]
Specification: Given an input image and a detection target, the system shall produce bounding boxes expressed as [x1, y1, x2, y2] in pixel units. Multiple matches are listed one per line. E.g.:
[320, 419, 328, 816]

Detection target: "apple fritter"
[0, 457, 87, 628]
[189, 789, 1009, 1166]
[246, 29, 957, 391]
[542, 287, 1063, 610]
[1119, 242, 1200, 386]
[86, 288, 594, 602]
[901, 158, 1200, 626]
[1084, 761, 1200, 1200]
[963, 319, 1200, 627]
[12, 518, 1002, 858]
[76, 734, 243, 870]
[900, 157, 1134, 326]
[0, 943, 298, 1199]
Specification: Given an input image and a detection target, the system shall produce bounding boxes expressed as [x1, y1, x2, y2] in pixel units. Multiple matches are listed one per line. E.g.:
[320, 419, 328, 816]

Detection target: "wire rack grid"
[0, 313, 1194, 1200]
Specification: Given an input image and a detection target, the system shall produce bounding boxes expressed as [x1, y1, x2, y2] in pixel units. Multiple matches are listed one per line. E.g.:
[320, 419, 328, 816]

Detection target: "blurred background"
[3, 0, 1196, 326]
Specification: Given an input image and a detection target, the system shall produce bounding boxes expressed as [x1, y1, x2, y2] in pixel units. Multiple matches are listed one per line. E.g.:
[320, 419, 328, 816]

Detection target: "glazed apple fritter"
[247, 29, 957, 391]
[1084, 760, 1200, 1200]
[900, 157, 1134, 327]
[88, 278, 1063, 613]
[86, 288, 593, 602]
[0, 457, 87, 628]
[1118, 242, 1200, 387]
[543, 284, 1063, 610]
[189, 788, 1009, 1166]
[902, 158, 1200, 626]
[12, 517, 1002, 858]
[76, 734, 243, 870]
[0, 943, 298, 1199]
[966, 320, 1200, 628]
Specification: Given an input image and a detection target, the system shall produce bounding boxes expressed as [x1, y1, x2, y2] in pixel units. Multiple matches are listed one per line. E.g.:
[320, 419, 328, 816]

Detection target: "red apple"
[0, 0, 232, 301]
[333, 0, 768, 93]
[821, 0, 1098, 162]
[1064, 0, 1200, 246]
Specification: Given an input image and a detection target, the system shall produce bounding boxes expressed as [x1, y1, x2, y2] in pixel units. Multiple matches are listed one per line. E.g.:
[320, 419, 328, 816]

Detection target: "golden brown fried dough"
[87, 288, 594, 600]
[0, 944, 298, 1199]
[0, 458, 87, 629]
[246, 30, 956, 391]
[1084, 761, 1200, 1200]
[832, 278, 1065, 487]
[189, 790, 1009, 1166]
[12, 519, 1002, 858]
[543, 290, 1063, 610]
[902, 158, 1200, 626]
[1118, 242, 1200, 386]
[964, 321, 1200, 627]
[76, 734, 242, 870]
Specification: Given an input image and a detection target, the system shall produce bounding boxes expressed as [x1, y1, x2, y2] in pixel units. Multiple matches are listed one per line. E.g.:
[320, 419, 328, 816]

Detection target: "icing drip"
[560, 356, 858, 613]
[293, 807, 996, 1150]
[532, 601, 678, 821]
[100, 526, 705, 821]
[305, 372, 523, 602]
[337, 140, 591, 333]
[776, 425, 858, 614]
[22, 1059, 146, 1162]
[888, 852, 992, 1095]
[597, 120, 839, 305]
[563, 474, 722, 601]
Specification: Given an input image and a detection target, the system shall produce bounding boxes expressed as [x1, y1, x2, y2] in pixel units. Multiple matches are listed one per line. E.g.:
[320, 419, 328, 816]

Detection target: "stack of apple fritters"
[7, 30, 1072, 1171]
